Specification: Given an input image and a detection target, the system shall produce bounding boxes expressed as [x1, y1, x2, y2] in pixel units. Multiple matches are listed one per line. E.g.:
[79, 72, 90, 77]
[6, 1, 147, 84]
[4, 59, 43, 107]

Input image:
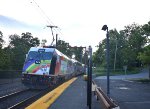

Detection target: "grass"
[92, 67, 106, 76]
[93, 67, 141, 76]
[129, 78, 150, 83]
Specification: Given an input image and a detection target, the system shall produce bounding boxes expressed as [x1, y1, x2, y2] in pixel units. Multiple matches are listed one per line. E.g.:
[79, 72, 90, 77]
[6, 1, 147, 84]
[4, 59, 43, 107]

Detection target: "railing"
[92, 81, 119, 109]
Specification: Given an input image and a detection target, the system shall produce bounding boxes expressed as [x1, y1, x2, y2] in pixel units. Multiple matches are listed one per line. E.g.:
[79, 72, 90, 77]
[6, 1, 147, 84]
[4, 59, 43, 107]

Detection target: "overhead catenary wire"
[30, 0, 63, 36]
[30, 0, 53, 25]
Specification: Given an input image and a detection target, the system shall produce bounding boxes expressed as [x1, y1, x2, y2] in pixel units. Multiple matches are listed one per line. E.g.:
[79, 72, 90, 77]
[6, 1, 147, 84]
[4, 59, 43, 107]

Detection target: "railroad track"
[0, 78, 21, 85]
[0, 86, 56, 109]
[8, 89, 52, 109]
[0, 88, 43, 109]
[0, 79, 66, 109]
[0, 88, 29, 101]
[0, 81, 26, 97]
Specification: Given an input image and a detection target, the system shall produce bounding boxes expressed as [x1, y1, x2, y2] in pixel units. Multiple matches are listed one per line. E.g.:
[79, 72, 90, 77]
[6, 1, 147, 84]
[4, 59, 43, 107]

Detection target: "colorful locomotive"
[22, 46, 85, 89]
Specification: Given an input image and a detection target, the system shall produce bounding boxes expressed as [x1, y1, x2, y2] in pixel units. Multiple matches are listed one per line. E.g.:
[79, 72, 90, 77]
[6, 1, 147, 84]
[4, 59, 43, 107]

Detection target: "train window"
[42, 52, 52, 60]
[27, 51, 52, 60]
[27, 51, 37, 60]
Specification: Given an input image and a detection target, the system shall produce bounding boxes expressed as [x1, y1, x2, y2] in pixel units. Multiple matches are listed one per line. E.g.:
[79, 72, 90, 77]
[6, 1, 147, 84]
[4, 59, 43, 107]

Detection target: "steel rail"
[0, 88, 29, 101]
[8, 88, 53, 109]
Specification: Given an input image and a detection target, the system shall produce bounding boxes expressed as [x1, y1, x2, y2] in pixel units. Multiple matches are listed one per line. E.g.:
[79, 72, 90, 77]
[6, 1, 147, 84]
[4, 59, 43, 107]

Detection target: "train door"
[49, 55, 57, 75]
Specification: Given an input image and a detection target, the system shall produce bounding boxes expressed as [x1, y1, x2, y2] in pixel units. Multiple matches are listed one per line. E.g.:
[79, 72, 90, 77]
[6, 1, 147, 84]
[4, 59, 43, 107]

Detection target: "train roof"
[29, 47, 55, 52]
[29, 47, 84, 64]
[55, 49, 71, 60]
[29, 47, 71, 60]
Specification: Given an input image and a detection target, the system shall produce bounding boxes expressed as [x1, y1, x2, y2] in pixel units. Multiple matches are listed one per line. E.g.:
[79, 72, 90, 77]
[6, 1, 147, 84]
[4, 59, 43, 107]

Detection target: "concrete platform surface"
[94, 78, 150, 109]
[49, 76, 101, 109]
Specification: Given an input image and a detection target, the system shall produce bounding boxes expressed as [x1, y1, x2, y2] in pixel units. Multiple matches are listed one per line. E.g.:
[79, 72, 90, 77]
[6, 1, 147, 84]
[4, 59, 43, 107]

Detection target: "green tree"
[8, 32, 40, 70]
[138, 45, 150, 78]
[142, 21, 150, 37]
[109, 29, 123, 69]
[93, 40, 106, 67]
[57, 40, 72, 57]
[73, 46, 83, 62]
[93, 29, 127, 69]
[93, 23, 148, 71]
[0, 31, 4, 48]
[0, 49, 10, 70]
[21, 32, 40, 47]
[57, 39, 85, 63]
[0, 31, 9, 70]
[126, 24, 146, 52]
[93, 21, 150, 74]
[120, 23, 147, 68]
[142, 21, 150, 45]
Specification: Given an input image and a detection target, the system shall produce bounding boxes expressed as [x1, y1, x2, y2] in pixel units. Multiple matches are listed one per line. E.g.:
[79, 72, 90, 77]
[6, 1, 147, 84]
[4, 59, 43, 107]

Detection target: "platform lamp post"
[87, 46, 92, 109]
[102, 25, 110, 96]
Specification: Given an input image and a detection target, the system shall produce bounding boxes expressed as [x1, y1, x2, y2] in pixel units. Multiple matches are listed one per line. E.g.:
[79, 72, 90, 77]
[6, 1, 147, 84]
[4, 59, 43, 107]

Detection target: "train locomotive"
[22, 46, 85, 89]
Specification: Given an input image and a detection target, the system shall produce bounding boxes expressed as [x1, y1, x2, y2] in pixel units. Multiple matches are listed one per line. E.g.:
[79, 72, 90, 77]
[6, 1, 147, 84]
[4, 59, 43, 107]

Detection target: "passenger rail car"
[22, 46, 84, 89]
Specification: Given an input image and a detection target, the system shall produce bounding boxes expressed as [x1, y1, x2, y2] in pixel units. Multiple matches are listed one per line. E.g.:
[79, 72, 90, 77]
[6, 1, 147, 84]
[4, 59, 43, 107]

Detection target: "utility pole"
[56, 34, 58, 48]
[114, 40, 117, 71]
[47, 25, 58, 46]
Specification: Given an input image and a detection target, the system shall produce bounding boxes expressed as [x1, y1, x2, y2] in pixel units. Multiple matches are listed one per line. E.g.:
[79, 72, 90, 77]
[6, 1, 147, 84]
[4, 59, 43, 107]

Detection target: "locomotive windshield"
[27, 51, 53, 60]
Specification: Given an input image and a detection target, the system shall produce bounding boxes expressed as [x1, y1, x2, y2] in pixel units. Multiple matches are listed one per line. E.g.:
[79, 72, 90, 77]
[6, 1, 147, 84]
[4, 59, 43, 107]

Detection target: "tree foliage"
[0, 21, 150, 71]
[0, 32, 40, 70]
[138, 45, 150, 64]
[138, 45, 150, 78]
[57, 40, 72, 57]
[93, 21, 150, 71]
[0, 31, 9, 70]
[0, 49, 10, 70]
[0, 31, 4, 48]
[0, 30, 86, 70]
[57, 40, 86, 63]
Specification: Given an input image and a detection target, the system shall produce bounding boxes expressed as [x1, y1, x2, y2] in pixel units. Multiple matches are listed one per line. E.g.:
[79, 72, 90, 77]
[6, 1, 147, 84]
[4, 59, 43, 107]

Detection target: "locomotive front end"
[22, 47, 54, 89]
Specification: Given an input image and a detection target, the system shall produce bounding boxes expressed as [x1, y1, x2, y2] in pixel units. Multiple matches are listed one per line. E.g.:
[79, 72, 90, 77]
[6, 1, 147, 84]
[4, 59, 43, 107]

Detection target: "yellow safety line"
[26, 77, 77, 109]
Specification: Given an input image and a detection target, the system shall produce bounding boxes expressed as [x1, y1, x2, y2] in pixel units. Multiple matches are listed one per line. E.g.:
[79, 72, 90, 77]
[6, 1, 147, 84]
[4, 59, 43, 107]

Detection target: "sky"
[0, 0, 150, 52]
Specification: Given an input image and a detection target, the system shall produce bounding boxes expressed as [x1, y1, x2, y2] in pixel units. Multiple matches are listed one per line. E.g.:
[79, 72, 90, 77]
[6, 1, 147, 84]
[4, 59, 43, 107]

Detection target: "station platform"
[94, 78, 150, 109]
[26, 76, 101, 109]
